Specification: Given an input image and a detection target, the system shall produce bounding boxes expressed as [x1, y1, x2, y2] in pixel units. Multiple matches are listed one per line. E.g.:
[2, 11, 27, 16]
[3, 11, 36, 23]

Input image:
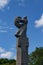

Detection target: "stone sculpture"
[14, 16, 29, 65]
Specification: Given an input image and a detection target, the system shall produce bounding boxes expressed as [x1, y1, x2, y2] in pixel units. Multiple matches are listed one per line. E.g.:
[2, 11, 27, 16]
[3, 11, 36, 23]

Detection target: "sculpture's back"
[14, 16, 29, 65]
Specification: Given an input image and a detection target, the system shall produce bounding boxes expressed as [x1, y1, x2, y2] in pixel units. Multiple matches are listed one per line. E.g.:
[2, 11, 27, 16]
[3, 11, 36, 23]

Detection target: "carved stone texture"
[14, 16, 29, 65]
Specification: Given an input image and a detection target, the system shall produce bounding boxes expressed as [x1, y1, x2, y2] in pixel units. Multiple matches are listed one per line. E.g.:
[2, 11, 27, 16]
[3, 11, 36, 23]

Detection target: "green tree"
[28, 47, 43, 65]
[0, 58, 16, 65]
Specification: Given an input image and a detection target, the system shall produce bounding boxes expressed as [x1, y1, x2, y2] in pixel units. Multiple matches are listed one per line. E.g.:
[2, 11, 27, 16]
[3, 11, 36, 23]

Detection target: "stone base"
[16, 37, 29, 65]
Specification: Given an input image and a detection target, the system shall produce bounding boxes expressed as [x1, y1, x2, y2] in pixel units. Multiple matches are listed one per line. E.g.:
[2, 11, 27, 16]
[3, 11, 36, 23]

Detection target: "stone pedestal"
[16, 37, 29, 65]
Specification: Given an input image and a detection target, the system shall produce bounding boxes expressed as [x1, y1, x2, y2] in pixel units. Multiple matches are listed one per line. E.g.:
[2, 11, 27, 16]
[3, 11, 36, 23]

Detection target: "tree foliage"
[28, 47, 43, 65]
[0, 58, 16, 65]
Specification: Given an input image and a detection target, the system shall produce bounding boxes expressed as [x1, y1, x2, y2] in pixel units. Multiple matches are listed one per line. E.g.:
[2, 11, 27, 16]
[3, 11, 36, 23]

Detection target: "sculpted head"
[14, 16, 28, 28]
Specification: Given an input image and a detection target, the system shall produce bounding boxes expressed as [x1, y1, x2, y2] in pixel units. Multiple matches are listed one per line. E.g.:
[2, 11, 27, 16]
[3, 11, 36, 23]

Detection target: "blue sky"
[0, 0, 43, 59]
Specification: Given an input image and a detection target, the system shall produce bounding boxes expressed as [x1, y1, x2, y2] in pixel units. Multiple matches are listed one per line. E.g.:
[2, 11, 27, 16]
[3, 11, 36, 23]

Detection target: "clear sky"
[0, 0, 43, 59]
